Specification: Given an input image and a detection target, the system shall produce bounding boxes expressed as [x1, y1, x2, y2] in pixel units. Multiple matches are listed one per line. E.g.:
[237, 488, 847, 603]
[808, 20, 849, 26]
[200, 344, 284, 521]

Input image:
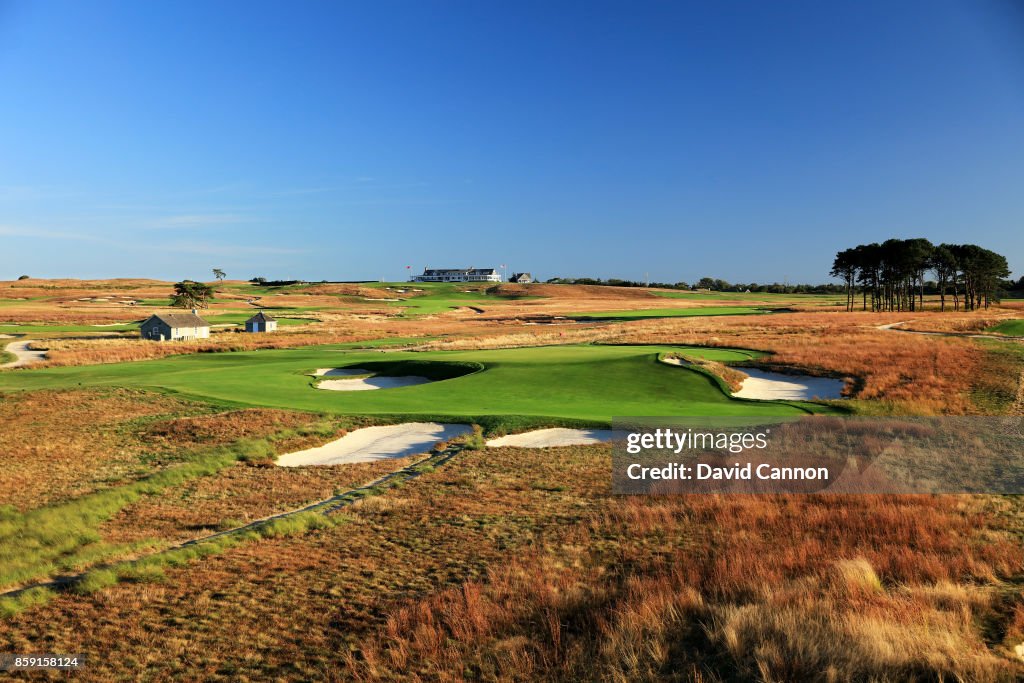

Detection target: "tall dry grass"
[28, 329, 384, 367]
[350, 488, 1024, 682]
[610, 312, 986, 413]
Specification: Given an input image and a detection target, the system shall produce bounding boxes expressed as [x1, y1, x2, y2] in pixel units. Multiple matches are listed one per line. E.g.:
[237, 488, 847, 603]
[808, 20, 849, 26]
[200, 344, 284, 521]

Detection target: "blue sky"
[1, 0, 1022, 283]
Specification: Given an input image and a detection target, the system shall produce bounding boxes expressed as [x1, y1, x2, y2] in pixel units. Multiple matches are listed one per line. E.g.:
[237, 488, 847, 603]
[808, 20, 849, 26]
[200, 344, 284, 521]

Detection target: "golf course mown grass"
[0, 344, 835, 422]
[987, 319, 1024, 337]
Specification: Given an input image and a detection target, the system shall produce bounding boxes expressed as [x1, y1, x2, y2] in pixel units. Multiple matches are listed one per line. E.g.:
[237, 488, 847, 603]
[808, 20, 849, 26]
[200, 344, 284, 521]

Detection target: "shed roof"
[247, 311, 277, 323]
[143, 312, 209, 328]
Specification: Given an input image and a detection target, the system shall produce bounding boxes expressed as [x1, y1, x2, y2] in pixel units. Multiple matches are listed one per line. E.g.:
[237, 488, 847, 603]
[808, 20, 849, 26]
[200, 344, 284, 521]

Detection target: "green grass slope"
[0, 344, 834, 423]
[987, 319, 1024, 337]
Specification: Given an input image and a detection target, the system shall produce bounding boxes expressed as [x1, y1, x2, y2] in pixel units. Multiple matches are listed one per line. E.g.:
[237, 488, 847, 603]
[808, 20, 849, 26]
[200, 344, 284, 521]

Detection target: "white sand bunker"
[277, 422, 473, 466]
[2, 340, 46, 369]
[487, 428, 615, 448]
[313, 366, 433, 391]
[734, 369, 845, 401]
[315, 367, 370, 377]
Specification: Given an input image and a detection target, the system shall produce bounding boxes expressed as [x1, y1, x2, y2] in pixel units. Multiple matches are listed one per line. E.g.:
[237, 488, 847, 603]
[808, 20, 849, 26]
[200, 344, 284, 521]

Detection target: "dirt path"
[1, 339, 46, 368]
[876, 321, 1023, 341]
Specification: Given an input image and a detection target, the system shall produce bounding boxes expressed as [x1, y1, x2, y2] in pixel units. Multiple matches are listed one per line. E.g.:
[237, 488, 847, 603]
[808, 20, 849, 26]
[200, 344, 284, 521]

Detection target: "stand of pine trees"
[831, 239, 1010, 312]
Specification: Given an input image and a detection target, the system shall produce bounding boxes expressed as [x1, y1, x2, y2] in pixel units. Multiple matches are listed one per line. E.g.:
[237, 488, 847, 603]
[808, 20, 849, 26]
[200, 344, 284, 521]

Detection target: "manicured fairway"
[571, 307, 769, 321]
[987, 319, 1024, 337]
[0, 344, 830, 422]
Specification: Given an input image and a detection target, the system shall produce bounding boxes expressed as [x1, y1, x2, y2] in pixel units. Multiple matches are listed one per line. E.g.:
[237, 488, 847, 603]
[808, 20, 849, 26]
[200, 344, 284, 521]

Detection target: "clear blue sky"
[1, 0, 1022, 283]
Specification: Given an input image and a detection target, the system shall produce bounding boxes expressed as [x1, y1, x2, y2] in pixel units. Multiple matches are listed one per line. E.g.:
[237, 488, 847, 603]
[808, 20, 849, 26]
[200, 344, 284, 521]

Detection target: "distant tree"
[171, 280, 215, 309]
[832, 239, 1009, 312]
[695, 277, 717, 290]
[212, 268, 226, 282]
[250, 276, 267, 285]
[831, 249, 859, 311]
[930, 244, 958, 312]
[17, 275, 29, 280]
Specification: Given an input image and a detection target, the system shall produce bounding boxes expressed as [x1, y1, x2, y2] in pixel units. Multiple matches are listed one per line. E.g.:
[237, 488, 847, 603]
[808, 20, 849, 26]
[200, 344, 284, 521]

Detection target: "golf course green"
[0, 344, 836, 423]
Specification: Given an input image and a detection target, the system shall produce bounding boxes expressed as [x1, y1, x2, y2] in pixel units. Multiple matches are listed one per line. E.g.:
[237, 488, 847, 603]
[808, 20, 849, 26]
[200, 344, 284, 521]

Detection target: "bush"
[462, 425, 486, 450]
[74, 568, 119, 594]
[257, 512, 335, 538]
[116, 563, 166, 584]
[234, 438, 276, 465]
[0, 587, 55, 618]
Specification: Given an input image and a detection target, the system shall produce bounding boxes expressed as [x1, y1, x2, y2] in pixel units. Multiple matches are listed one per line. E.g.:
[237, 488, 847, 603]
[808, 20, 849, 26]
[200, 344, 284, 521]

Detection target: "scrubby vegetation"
[2, 277, 1023, 680]
[2, 445, 1021, 680]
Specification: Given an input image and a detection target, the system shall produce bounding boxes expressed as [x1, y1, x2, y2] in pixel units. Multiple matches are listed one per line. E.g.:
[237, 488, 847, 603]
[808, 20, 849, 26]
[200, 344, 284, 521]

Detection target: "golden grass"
[610, 312, 990, 414]
[348, 456, 1024, 682]
[2, 281, 1023, 680]
[2, 445, 1021, 680]
[0, 389, 208, 510]
[30, 329, 377, 366]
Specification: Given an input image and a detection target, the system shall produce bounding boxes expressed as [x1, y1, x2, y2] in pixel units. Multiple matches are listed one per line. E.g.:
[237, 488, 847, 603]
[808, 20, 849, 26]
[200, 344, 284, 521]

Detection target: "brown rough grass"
[2, 446, 1021, 681]
[0, 389, 208, 510]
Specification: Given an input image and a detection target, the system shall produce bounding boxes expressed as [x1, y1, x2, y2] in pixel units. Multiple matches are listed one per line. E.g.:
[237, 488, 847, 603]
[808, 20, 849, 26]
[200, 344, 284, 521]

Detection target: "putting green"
[0, 344, 835, 423]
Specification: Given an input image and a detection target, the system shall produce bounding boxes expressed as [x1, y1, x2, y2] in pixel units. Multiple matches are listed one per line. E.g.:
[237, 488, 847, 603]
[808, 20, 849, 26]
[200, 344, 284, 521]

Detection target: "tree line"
[544, 276, 846, 294]
[831, 239, 1011, 312]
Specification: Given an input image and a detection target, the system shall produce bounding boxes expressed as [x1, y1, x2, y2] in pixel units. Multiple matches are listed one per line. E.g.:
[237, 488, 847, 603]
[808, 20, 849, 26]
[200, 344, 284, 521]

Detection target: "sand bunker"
[2, 340, 46, 369]
[733, 369, 845, 401]
[277, 422, 472, 466]
[314, 366, 435, 391]
[314, 367, 370, 377]
[319, 376, 432, 391]
[487, 428, 615, 448]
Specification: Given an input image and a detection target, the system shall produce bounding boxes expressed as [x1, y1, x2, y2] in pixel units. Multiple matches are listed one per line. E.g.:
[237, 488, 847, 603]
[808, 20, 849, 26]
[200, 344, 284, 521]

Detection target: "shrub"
[256, 512, 336, 538]
[462, 424, 486, 450]
[0, 587, 55, 618]
[116, 563, 166, 584]
[74, 568, 118, 595]
[234, 438, 277, 465]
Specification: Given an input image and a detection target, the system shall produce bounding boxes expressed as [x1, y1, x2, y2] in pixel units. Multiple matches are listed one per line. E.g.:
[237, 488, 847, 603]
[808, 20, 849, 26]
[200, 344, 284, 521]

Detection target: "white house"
[412, 267, 501, 283]
[508, 272, 533, 284]
[245, 311, 277, 333]
[139, 311, 210, 341]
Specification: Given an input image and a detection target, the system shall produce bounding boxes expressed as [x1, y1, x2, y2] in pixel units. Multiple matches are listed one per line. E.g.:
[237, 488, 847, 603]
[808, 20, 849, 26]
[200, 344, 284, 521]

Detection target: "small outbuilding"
[509, 272, 533, 284]
[245, 311, 277, 333]
[140, 311, 210, 342]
